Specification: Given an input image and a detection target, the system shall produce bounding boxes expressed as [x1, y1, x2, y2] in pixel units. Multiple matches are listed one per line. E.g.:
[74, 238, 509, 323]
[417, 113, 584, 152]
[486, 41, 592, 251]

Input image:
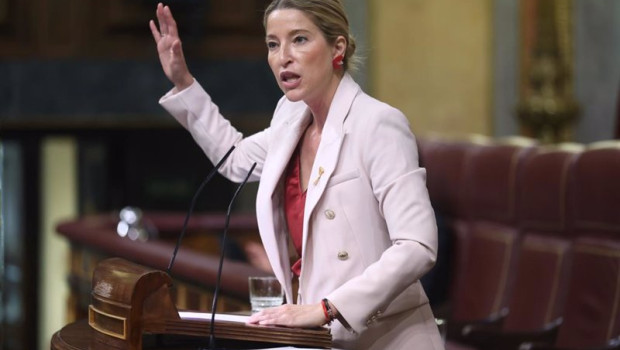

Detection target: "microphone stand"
[206, 162, 257, 350]
[167, 145, 235, 275]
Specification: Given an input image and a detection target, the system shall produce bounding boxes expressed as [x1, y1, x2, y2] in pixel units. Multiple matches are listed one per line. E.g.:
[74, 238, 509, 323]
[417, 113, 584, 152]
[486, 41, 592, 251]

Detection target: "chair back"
[555, 238, 620, 348]
[450, 143, 533, 322]
[503, 147, 581, 331]
[569, 143, 620, 240]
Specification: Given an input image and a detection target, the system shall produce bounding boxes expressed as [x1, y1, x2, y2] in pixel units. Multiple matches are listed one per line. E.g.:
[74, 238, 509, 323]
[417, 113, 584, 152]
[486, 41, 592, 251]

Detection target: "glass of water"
[248, 276, 283, 313]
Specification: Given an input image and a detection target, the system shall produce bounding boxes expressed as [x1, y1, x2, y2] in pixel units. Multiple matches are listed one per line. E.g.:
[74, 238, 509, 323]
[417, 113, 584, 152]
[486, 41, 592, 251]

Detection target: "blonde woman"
[151, 1, 443, 348]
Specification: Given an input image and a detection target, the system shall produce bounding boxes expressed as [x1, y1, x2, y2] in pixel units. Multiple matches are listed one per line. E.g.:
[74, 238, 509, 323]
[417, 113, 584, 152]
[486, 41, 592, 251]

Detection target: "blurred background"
[1, 0, 619, 349]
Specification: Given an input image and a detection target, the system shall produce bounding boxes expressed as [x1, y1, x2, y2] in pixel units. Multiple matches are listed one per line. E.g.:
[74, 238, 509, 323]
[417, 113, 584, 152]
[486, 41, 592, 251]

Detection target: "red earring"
[332, 55, 344, 69]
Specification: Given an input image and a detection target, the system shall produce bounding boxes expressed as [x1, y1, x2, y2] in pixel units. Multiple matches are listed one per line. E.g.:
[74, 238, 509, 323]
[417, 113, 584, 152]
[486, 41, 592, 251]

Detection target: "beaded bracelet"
[321, 298, 335, 325]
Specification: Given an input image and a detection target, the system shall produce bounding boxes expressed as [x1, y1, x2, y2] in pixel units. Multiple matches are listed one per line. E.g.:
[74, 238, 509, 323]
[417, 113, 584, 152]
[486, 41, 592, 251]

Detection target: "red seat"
[522, 238, 620, 350]
[503, 147, 581, 332]
[504, 144, 620, 350]
[455, 147, 580, 350]
[449, 142, 534, 329]
[518, 146, 581, 236]
[503, 235, 572, 332]
[557, 237, 620, 347]
[418, 137, 473, 308]
[569, 143, 620, 240]
[418, 137, 471, 218]
[527, 143, 620, 349]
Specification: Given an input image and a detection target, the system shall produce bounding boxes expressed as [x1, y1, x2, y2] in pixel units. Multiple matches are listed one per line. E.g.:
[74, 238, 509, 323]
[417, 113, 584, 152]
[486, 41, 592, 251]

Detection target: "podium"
[51, 258, 332, 349]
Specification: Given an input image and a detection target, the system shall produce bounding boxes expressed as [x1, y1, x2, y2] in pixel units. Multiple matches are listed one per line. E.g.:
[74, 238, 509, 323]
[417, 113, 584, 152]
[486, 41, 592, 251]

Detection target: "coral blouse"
[284, 147, 305, 277]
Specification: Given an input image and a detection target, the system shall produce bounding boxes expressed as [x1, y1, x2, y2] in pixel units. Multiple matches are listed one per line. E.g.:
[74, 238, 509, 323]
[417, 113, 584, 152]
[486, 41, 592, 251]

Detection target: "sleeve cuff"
[159, 78, 198, 104]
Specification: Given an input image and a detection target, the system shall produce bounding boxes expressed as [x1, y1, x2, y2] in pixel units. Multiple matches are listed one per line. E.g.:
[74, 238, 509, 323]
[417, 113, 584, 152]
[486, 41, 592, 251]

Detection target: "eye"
[293, 35, 308, 44]
[266, 40, 279, 50]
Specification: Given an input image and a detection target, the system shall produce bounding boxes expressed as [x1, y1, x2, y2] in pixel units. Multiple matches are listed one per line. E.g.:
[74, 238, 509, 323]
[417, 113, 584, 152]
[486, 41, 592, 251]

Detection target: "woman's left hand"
[149, 3, 193, 91]
[247, 303, 326, 328]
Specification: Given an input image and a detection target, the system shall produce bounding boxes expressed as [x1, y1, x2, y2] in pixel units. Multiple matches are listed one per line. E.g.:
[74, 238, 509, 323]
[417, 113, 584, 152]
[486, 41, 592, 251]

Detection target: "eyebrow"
[266, 29, 312, 41]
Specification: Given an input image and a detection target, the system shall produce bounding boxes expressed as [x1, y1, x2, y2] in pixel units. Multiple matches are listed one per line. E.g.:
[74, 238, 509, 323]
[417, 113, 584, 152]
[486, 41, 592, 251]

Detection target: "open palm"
[149, 3, 193, 91]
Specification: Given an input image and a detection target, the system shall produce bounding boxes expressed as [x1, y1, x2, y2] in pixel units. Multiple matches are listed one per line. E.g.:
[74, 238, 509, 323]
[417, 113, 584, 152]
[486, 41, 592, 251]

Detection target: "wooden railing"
[56, 211, 270, 322]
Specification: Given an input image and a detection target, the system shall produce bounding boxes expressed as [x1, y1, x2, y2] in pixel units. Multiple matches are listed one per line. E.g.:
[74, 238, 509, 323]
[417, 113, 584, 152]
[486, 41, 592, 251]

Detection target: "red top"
[284, 147, 306, 277]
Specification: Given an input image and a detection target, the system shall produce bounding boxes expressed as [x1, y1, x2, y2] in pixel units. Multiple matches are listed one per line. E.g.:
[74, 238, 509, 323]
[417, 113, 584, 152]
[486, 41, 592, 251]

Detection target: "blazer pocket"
[327, 169, 360, 188]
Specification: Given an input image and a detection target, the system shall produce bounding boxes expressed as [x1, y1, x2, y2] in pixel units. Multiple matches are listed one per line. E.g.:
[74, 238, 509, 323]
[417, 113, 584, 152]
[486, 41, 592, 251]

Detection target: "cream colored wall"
[39, 137, 77, 350]
[368, 0, 493, 138]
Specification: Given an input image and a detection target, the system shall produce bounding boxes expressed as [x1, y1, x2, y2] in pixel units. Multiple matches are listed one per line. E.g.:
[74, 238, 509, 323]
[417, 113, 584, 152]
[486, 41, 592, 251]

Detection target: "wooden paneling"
[0, 0, 34, 56]
[0, 0, 271, 58]
[0, 0, 8, 24]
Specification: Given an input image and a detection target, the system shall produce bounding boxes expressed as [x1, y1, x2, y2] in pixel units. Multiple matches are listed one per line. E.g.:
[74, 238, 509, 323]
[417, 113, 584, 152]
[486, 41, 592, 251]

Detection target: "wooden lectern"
[52, 258, 331, 349]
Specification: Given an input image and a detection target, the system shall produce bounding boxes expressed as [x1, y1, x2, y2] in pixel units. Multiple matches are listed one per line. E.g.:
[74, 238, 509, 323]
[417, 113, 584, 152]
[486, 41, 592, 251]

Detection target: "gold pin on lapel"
[313, 166, 325, 185]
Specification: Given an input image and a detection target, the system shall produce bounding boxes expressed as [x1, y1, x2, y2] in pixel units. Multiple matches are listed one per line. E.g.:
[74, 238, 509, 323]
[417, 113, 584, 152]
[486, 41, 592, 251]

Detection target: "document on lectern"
[173, 311, 332, 349]
[179, 311, 250, 323]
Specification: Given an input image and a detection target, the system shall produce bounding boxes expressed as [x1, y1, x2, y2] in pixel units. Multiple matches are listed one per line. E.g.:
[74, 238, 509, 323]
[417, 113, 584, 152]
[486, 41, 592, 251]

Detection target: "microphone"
[208, 162, 257, 350]
[166, 145, 236, 275]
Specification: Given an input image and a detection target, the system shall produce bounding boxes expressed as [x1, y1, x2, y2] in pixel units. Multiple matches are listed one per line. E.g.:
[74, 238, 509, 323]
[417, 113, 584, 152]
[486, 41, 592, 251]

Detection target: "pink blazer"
[161, 74, 443, 349]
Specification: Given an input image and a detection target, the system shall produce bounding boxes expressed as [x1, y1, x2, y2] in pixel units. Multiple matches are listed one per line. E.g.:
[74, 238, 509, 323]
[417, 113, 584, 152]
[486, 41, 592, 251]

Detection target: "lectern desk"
[50, 258, 331, 349]
[50, 319, 330, 349]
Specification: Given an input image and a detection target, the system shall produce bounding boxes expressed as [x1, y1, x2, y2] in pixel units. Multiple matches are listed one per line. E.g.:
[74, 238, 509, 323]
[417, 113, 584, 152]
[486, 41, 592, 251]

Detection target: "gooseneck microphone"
[166, 145, 236, 275]
[208, 162, 257, 350]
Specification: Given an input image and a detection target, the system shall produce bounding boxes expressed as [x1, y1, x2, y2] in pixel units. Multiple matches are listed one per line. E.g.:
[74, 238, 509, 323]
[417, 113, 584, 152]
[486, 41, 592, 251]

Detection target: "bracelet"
[320, 299, 331, 324]
[321, 298, 335, 325]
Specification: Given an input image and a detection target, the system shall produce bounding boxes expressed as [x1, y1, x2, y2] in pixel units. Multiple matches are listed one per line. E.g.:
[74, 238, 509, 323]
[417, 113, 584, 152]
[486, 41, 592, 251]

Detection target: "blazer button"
[337, 251, 349, 260]
[324, 209, 336, 220]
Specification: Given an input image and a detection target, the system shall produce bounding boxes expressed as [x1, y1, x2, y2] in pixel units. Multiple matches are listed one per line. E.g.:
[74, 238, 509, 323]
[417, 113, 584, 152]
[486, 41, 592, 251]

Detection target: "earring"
[332, 55, 344, 69]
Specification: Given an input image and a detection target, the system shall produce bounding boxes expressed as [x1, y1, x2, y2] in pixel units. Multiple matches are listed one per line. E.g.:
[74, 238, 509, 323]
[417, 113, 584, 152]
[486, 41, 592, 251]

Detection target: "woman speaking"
[150, 0, 443, 348]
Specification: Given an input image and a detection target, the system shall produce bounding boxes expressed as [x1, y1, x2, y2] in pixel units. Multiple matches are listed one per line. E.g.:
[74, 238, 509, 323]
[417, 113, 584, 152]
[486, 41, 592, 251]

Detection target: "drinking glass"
[248, 276, 283, 313]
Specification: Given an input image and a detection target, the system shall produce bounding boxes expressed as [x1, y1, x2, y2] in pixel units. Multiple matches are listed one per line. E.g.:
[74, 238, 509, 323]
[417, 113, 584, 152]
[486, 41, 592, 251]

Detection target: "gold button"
[324, 209, 336, 220]
[367, 314, 377, 325]
[337, 251, 349, 260]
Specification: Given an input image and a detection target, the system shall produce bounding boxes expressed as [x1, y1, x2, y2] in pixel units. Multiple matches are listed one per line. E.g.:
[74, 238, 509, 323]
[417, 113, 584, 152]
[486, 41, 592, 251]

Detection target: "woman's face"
[266, 9, 343, 107]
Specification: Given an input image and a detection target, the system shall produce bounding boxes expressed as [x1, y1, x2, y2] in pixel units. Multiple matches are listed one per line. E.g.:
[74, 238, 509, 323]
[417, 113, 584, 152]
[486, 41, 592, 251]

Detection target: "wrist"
[321, 298, 337, 325]
[174, 74, 194, 92]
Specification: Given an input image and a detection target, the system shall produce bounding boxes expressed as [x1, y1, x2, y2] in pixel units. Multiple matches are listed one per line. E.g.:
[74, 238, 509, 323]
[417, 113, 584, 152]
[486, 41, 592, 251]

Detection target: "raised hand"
[149, 3, 194, 91]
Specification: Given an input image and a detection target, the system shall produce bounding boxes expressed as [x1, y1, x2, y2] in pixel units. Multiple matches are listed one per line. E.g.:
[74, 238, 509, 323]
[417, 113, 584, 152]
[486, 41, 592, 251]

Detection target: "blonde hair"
[264, 0, 359, 72]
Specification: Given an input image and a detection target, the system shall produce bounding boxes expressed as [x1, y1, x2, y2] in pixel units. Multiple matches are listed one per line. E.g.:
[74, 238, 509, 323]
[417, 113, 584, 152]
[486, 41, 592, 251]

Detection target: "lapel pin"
[313, 166, 325, 186]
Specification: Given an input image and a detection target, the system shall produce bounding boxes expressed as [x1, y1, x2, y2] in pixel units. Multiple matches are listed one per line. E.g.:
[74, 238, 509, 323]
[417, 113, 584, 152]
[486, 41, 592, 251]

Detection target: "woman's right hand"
[149, 3, 194, 91]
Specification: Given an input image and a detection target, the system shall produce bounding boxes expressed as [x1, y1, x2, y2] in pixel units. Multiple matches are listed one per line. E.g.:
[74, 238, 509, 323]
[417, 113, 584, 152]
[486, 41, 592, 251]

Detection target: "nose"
[278, 43, 292, 67]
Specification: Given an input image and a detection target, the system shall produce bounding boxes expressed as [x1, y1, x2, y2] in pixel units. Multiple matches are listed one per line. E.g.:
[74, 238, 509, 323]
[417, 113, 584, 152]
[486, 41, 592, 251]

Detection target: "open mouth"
[280, 71, 301, 84]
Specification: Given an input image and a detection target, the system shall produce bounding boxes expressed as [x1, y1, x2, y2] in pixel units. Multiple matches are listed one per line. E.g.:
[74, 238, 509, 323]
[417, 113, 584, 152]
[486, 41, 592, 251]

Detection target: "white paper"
[178, 311, 250, 323]
[177, 311, 333, 349]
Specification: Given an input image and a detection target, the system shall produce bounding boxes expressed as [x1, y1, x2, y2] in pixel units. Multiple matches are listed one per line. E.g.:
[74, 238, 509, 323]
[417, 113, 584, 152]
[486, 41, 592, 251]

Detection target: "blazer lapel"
[256, 102, 311, 302]
[256, 74, 361, 301]
[301, 74, 360, 256]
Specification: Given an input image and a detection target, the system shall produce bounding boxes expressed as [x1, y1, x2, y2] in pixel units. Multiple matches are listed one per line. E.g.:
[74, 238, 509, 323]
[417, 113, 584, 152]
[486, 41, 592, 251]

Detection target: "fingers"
[155, 3, 168, 36]
[151, 3, 181, 45]
[247, 310, 266, 324]
[246, 304, 325, 328]
[154, 3, 179, 36]
[149, 20, 161, 42]
[247, 306, 281, 323]
[163, 5, 179, 38]
[247, 308, 287, 326]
